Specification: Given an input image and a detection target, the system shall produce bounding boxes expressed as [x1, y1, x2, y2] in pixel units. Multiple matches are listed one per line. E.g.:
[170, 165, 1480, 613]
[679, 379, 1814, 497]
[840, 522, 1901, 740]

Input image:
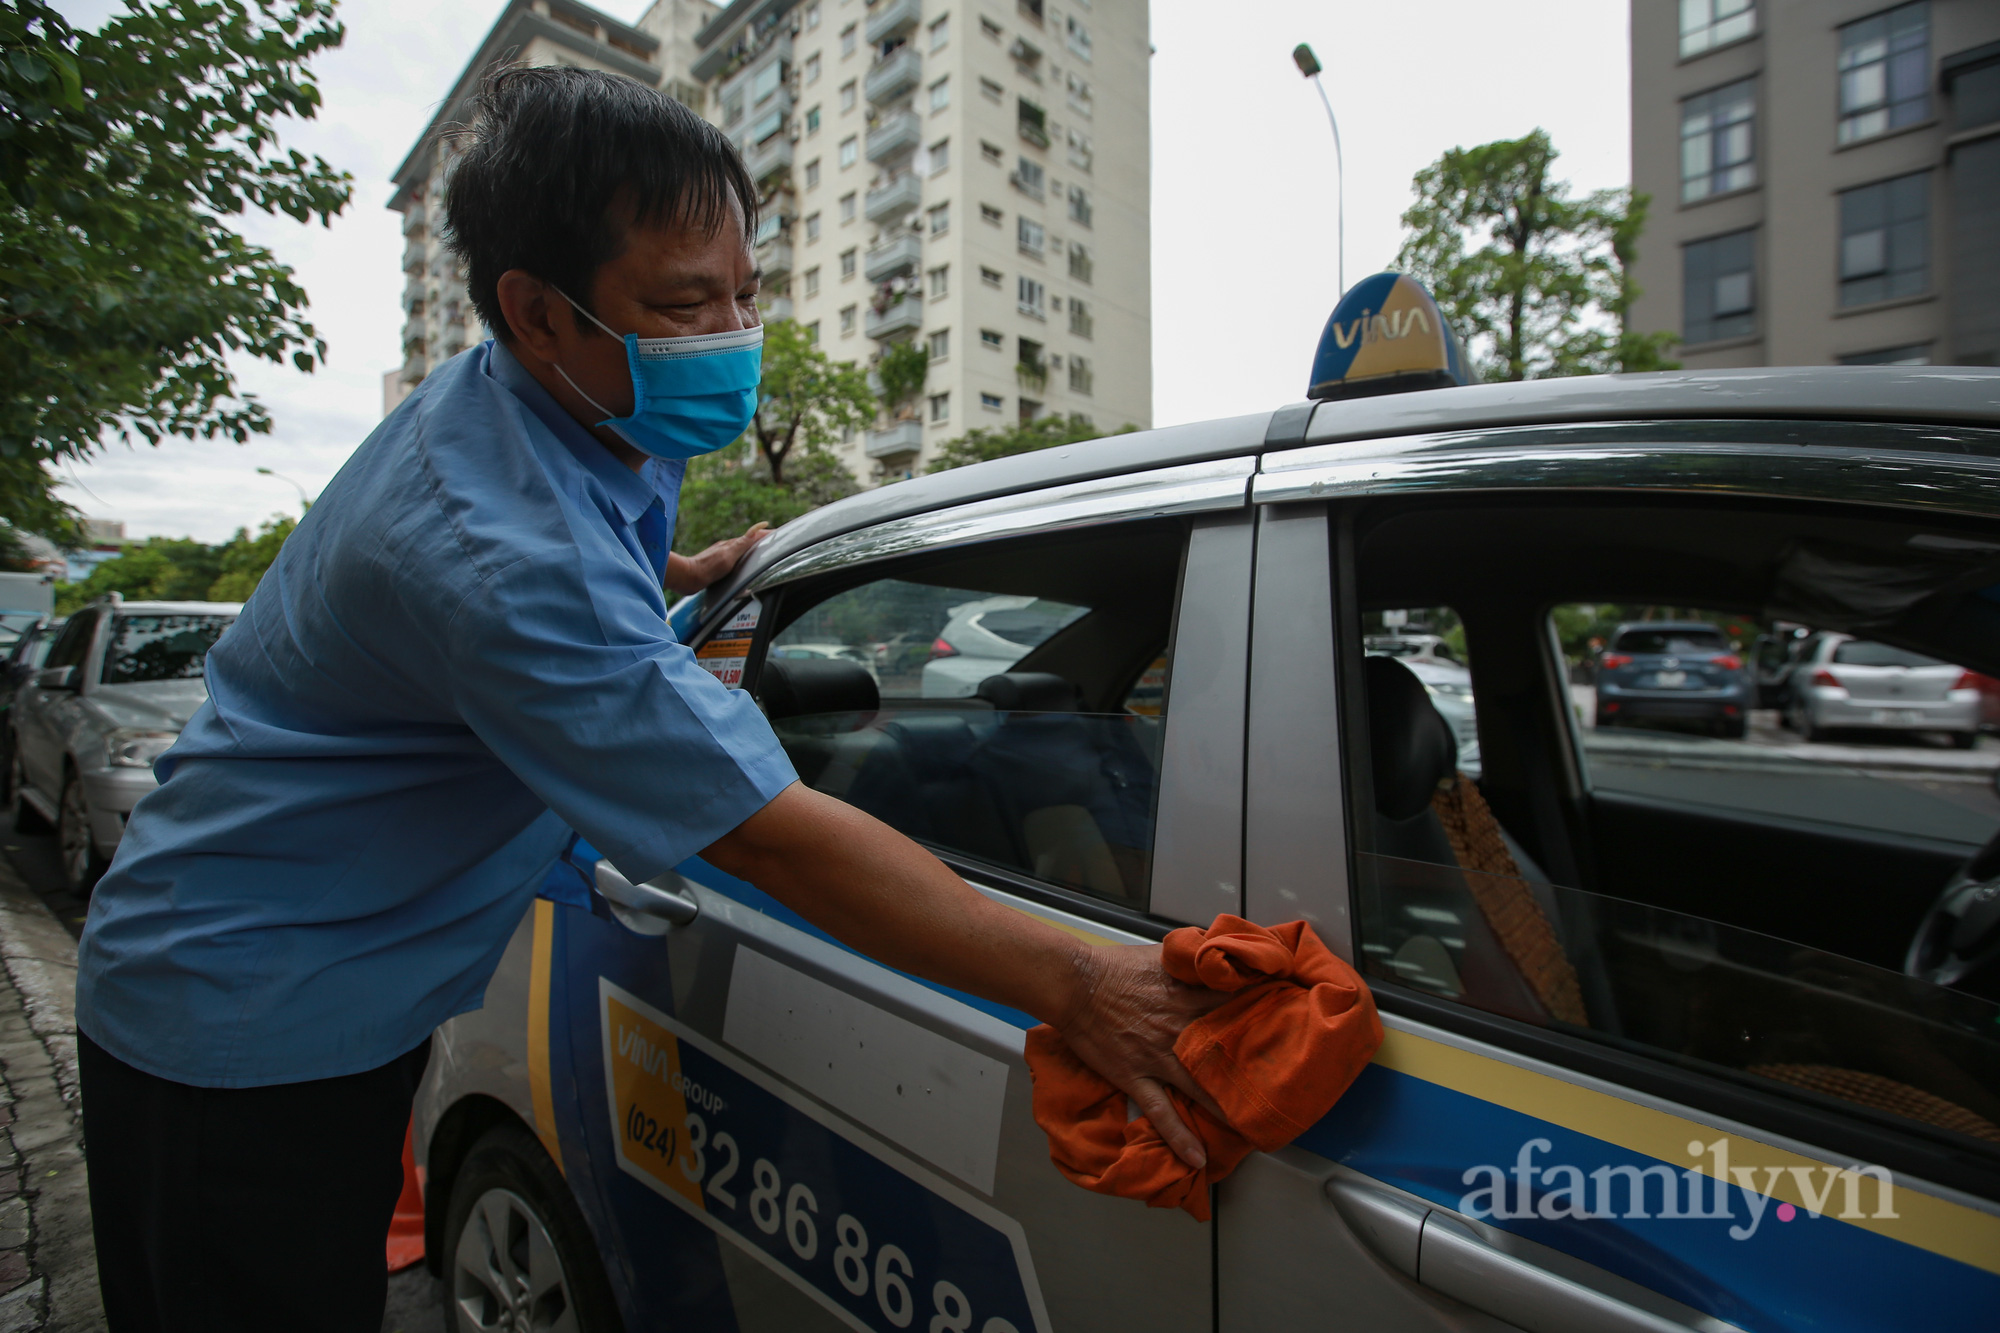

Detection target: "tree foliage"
[1395, 129, 1677, 382]
[875, 339, 929, 417]
[925, 413, 1136, 474]
[56, 514, 296, 613]
[0, 0, 350, 537]
[675, 438, 858, 554]
[748, 319, 875, 486]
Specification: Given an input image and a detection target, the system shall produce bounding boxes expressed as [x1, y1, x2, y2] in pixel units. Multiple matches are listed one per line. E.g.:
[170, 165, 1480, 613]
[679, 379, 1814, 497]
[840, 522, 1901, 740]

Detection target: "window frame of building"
[804, 52, 822, 84]
[839, 192, 857, 223]
[980, 140, 1005, 167]
[1065, 15, 1092, 61]
[751, 60, 784, 106]
[929, 15, 949, 50]
[1681, 227, 1757, 345]
[928, 328, 950, 362]
[804, 266, 821, 298]
[1066, 183, 1092, 227]
[980, 76, 1005, 104]
[840, 80, 858, 113]
[930, 75, 951, 114]
[927, 264, 950, 299]
[805, 212, 823, 243]
[1837, 2, 1932, 146]
[1067, 72, 1093, 117]
[722, 88, 745, 125]
[805, 320, 821, 344]
[805, 105, 822, 135]
[981, 265, 1004, 288]
[1678, 0, 1755, 59]
[803, 1, 821, 29]
[839, 135, 859, 169]
[1680, 78, 1756, 204]
[980, 203, 1004, 226]
[1018, 275, 1046, 318]
[1838, 343, 1932, 365]
[928, 201, 951, 235]
[929, 391, 950, 422]
[1838, 169, 1931, 308]
[1066, 127, 1093, 174]
[980, 391, 1005, 412]
[840, 304, 858, 335]
[1068, 241, 1093, 284]
[840, 247, 857, 279]
[1068, 353, 1093, 395]
[980, 328, 1005, 349]
[1018, 215, 1045, 256]
[929, 138, 950, 175]
[841, 22, 857, 57]
[980, 15, 1003, 41]
[804, 158, 822, 190]
[1014, 156, 1046, 199]
[1068, 296, 1093, 338]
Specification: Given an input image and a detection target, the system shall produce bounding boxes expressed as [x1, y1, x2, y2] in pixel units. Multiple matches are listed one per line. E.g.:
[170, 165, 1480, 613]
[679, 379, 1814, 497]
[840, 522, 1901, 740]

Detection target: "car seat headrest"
[976, 671, 1081, 713]
[1365, 655, 1457, 821]
[761, 657, 880, 721]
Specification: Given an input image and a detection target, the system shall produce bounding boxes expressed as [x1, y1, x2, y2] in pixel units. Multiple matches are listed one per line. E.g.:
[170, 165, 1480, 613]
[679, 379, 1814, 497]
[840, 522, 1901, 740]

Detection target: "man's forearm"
[702, 783, 1093, 1026]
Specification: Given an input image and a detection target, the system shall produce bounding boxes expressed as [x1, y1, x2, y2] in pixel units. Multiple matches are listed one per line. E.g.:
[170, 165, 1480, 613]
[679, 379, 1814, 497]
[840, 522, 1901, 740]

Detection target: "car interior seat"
[759, 657, 884, 793]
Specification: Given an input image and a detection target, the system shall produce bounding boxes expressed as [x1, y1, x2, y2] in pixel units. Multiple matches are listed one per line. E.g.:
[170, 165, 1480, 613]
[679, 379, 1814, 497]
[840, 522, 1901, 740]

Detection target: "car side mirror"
[34, 666, 76, 691]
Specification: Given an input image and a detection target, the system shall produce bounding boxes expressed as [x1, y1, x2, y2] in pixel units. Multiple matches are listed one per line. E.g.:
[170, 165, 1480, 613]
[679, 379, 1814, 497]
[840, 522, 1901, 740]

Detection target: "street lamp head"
[256, 467, 275, 476]
[1292, 43, 1322, 78]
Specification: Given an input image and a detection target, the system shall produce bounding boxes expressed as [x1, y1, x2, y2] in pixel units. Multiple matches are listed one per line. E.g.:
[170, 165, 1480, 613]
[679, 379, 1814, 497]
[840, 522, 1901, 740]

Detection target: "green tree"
[675, 438, 858, 554]
[875, 339, 929, 420]
[925, 413, 1136, 474]
[206, 514, 296, 601]
[748, 320, 875, 486]
[0, 0, 350, 538]
[56, 537, 222, 613]
[1395, 129, 1677, 382]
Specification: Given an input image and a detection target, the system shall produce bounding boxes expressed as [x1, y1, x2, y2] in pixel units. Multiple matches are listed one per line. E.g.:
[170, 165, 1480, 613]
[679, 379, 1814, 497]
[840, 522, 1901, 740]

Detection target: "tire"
[441, 1122, 623, 1333]
[6, 744, 47, 834]
[1718, 716, 1747, 740]
[1795, 709, 1821, 744]
[1950, 731, 1977, 751]
[57, 768, 107, 895]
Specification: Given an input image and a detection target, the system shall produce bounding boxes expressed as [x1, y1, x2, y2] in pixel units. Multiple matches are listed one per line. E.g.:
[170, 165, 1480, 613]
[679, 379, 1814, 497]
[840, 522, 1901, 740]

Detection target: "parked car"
[919, 594, 1088, 697]
[8, 595, 239, 891]
[1363, 632, 1460, 666]
[1593, 620, 1753, 737]
[1376, 652, 1479, 769]
[414, 363, 2000, 1332]
[1784, 632, 1982, 747]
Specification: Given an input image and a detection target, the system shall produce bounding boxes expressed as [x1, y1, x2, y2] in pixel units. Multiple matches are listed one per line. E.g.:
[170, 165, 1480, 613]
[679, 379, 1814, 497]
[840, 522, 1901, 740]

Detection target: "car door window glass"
[100, 614, 234, 684]
[1349, 501, 2000, 1157]
[760, 526, 1180, 907]
[41, 614, 95, 672]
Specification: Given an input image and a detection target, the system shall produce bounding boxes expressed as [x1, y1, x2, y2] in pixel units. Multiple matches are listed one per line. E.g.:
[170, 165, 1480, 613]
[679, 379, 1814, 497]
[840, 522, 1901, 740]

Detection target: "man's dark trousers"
[79, 1031, 431, 1331]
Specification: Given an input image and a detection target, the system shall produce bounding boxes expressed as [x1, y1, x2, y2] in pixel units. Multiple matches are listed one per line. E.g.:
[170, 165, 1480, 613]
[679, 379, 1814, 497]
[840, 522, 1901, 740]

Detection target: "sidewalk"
[0, 863, 102, 1330]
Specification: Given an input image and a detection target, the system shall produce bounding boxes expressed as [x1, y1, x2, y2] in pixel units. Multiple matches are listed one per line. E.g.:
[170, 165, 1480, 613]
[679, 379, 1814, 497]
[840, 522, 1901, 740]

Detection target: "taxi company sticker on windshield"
[600, 978, 1050, 1333]
[694, 598, 760, 689]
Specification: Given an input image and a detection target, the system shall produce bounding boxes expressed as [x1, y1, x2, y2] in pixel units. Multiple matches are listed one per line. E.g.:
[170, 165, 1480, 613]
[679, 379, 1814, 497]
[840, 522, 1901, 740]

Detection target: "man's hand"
[665, 521, 769, 594]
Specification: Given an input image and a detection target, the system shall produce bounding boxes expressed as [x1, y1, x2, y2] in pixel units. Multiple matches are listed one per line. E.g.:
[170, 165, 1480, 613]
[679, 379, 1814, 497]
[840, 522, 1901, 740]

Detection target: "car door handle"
[593, 861, 700, 930]
[1326, 1177, 1738, 1333]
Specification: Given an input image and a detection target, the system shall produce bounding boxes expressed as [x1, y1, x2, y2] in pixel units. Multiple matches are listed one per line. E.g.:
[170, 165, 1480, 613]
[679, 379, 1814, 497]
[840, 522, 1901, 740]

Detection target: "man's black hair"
[441, 66, 759, 340]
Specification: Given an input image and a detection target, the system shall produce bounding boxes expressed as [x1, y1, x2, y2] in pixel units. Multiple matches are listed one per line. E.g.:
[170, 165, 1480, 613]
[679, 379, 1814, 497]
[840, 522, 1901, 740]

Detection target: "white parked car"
[1785, 632, 1981, 747]
[6, 595, 239, 890]
[920, 594, 1087, 698]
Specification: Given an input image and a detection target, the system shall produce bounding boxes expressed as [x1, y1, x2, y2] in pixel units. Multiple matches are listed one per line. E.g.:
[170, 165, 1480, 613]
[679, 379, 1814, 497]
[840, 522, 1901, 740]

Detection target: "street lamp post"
[1292, 42, 1345, 300]
[256, 467, 315, 513]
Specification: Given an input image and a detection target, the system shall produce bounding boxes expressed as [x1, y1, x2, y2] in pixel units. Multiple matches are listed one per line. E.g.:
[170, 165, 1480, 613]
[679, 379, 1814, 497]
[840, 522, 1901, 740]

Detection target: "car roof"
[99, 599, 244, 615]
[730, 367, 2000, 593]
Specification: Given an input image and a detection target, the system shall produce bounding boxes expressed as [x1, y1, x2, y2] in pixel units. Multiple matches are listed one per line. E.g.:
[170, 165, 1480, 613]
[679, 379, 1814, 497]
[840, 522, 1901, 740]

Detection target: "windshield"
[1831, 640, 1945, 668]
[101, 614, 235, 684]
[1613, 628, 1727, 654]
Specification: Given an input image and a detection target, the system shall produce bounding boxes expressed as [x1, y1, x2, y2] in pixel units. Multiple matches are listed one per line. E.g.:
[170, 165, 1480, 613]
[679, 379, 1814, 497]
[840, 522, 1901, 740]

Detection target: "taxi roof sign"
[1308, 272, 1476, 401]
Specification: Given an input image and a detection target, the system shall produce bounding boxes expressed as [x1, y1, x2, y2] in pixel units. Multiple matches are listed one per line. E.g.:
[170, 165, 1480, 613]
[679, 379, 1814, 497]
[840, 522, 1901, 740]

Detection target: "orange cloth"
[386, 1117, 426, 1273]
[1026, 915, 1382, 1221]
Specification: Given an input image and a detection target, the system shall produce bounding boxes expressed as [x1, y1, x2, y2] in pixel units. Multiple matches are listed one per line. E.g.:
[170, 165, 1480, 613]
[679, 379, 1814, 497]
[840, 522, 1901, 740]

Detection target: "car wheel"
[57, 769, 107, 895]
[6, 745, 46, 834]
[1795, 709, 1820, 744]
[442, 1123, 622, 1333]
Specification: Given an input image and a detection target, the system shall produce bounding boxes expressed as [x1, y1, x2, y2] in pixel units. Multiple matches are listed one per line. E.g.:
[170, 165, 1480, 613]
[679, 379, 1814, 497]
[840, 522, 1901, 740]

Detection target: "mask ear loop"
[547, 285, 625, 420]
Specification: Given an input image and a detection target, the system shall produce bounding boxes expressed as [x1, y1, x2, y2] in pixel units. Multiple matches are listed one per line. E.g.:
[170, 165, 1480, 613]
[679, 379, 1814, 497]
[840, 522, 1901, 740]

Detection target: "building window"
[839, 135, 859, 168]
[1679, 0, 1754, 58]
[928, 201, 950, 234]
[803, 1, 820, 29]
[980, 141, 1004, 167]
[1069, 297, 1093, 338]
[980, 391, 1005, 412]
[804, 267, 821, 297]
[1069, 354, 1093, 395]
[1682, 228, 1756, 344]
[806, 212, 822, 242]
[840, 304, 857, 335]
[1066, 184, 1092, 227]
[1019, 98, 1049, 148]
[1839, 170, 1929, 307]
[1066, 127, 1092, 173]
[980, 328, 1005, 349]
[928, 328, 950, 361]
[722, 89, 745, 126]
[753, 212, 785, 245]
[749, 107, 784, 144]
[805, 52, 822, 84]
[980, 76, 1004, 104]
[1066, 15, 1092, 61]
[841, 23, 857, 57]
[1838, 2, 1930, 145]
[980, 265, 1003, 288]
[840, 192, 856, 223]
[923, 76, 948, 115]
[980, 15, 1002, 41]
[806, 105, 822, 134]
[840, 80, 857, 113]
[1013, 156, 1045, 199]
[751, 61, 784, 106]
[840, 247, 857, 279]
[1018, 276, 1046, 317]
[1067, 72, 1092, 116]
[1680, 80, 1755, 203]
[927, 265, 949, 298]
[1068, 241, 1093, 283]
[929, 15, 949, 50]
[929, 139, 950, 175]
[1838, 343, 1932, 364]
[805, 321, 821, 344]
[929, 391, 950, 422]
[980, 203, 1004, 226]
[804, 159, 822, 189]
[1018, 216, 1045, 256]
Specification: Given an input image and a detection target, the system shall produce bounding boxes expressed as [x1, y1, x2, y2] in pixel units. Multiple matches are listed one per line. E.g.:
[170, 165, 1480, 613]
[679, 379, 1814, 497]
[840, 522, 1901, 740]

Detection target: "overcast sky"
[53, 0, 1631, 542]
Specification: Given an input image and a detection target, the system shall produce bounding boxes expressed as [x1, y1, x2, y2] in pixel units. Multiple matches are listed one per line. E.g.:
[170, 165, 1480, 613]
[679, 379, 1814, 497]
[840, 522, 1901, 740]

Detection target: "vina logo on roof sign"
[1308, 272, 1475, 402]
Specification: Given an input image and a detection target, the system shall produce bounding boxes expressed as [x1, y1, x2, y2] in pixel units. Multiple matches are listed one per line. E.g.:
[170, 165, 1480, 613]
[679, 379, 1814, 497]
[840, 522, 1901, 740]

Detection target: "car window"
[41, 613, 96, 671]
[101, 614, 234, 684]
[757, 524, 1181, 907]
[1348, 500, 2000, 1158]
[1831, 640, 1943, 668]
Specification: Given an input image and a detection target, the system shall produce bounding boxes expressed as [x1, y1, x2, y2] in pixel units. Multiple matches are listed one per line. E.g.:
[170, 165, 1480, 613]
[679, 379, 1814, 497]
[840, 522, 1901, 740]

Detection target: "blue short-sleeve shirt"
[74, 341, 798, 1088]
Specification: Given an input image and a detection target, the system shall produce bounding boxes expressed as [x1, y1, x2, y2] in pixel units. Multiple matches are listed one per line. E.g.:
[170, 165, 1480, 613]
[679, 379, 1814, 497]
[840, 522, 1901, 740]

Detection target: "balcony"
[865, 295, 923, 339]
[864, 47, 921, 105]
[866, 110, 921, 163]
[401, 316, 426, 352]
[1018, 118, 1050, 150]
[401, 238, 426, 273]
[400, 202, 426, 236]
[864, 232, 922, 281]
[402, 275, 426, 314]
[761, 296, 794, 323]
[755, 237, 794, 280]
[865, 0, 920, 45]
[864, 174, 923, 222]
[864, 419, 924, 459]
[744, 133, 793, 185]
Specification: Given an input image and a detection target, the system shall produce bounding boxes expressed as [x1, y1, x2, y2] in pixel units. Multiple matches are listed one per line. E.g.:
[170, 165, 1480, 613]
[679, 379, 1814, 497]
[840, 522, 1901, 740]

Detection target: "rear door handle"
[1327, 1176, 1742, 1333]
[594, 861, 700, 934]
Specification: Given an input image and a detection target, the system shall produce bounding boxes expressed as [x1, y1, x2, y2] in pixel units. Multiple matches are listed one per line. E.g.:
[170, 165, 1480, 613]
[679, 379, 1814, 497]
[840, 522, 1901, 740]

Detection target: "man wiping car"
[73, 67, 1226, 1331]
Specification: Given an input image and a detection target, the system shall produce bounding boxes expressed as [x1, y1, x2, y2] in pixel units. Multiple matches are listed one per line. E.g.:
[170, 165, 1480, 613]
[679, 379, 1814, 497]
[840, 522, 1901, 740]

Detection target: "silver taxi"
[415, 365, 2000, 1333]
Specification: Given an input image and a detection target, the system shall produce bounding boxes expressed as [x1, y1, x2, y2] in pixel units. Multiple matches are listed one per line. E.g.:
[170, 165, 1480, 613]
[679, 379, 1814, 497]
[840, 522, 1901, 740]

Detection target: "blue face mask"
[551, 290, 764, 460]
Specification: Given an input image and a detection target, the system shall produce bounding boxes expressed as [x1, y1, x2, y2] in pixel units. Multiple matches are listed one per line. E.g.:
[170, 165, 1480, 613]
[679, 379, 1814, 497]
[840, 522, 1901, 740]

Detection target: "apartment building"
[689, 0, 1152, 482]
[1628, 0, 2000, 368]
[384, 0, 716, 415]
